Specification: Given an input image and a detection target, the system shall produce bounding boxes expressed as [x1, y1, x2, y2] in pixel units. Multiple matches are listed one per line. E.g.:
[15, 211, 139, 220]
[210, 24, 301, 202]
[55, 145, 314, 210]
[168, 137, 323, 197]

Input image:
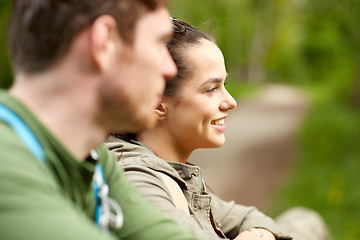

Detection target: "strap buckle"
[93, 162, 124, 231]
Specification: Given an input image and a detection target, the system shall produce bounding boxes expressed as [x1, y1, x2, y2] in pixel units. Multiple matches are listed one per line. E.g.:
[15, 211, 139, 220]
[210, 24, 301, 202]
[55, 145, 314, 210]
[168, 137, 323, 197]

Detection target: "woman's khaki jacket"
[107, 138, 291, 240]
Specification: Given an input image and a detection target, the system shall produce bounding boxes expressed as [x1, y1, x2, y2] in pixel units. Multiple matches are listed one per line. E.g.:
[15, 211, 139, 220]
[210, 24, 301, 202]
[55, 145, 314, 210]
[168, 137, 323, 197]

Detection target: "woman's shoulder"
[106, 137, 184, 180]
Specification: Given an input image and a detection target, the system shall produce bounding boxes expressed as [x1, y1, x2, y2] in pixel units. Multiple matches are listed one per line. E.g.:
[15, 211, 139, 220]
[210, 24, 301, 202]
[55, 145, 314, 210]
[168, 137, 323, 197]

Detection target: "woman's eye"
[206, 86, 218, 93]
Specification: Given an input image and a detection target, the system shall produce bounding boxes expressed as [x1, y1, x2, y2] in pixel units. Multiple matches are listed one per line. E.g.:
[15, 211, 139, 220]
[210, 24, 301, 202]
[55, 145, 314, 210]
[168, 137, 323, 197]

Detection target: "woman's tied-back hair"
[164, 18, 214, 97]
[9, 0, 169, 74]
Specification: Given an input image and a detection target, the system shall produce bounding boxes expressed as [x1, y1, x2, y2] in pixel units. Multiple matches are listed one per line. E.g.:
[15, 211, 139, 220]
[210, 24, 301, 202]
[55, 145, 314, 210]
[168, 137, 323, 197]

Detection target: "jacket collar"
[107, 137, 187, 187]
[167, 162, 205, 194]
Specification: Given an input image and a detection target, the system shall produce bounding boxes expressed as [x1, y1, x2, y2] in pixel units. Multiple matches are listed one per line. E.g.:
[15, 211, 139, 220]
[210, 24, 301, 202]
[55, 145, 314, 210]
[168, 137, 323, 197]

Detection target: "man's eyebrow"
[200, 73, 229, 86]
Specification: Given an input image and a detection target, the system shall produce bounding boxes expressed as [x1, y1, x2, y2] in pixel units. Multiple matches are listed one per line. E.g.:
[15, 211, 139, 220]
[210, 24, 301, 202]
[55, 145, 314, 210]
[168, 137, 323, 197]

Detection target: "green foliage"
[170, 0, 360, 105]
[0, 1, 12, 89]
[270, 102, 360, 240]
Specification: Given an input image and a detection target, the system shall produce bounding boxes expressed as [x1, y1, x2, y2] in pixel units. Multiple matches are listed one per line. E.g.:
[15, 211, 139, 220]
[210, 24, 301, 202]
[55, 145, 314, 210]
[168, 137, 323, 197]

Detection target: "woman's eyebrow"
[200, 73, 229, 86]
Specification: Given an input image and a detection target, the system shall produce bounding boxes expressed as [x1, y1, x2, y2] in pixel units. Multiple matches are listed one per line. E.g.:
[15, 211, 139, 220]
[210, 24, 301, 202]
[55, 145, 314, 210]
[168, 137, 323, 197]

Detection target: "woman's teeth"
[211, 119, 224, 125]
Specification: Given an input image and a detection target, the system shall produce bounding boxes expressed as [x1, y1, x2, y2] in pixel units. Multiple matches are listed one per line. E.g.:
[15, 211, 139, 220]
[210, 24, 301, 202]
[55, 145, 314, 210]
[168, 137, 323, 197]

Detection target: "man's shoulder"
[0, 121, 34, 158]
[0, 121, 58, 192]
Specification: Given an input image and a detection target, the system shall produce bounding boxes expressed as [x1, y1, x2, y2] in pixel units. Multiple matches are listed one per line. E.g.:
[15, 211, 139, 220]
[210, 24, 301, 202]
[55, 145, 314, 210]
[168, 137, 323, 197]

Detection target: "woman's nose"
[220, 91, 237, 111]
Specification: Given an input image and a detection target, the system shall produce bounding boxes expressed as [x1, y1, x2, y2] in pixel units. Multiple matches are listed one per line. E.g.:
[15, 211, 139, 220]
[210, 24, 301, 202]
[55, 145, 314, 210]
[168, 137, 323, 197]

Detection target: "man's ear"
[154, 103, 168, 120]
[90, 15, 119, 71]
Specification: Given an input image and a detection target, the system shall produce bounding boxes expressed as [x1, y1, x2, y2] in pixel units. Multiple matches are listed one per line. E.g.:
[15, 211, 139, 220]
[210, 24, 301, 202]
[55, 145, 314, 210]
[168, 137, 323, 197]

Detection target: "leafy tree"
[0, 1, 12, 89]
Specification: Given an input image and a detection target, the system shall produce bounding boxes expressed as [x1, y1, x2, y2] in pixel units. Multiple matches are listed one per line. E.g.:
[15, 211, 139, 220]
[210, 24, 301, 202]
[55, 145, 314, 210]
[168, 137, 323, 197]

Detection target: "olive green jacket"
[107, 138, 292, 240]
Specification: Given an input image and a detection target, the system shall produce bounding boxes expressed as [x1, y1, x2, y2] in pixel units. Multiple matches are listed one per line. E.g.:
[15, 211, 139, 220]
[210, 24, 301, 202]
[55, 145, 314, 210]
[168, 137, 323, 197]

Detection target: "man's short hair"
[9, 0, 168, 73]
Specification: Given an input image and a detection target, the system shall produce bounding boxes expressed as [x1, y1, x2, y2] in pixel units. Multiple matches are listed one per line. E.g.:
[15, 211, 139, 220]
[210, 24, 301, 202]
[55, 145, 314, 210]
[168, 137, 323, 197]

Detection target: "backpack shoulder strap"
[158, 172, 190, 216]
[0, 104, 45, 162]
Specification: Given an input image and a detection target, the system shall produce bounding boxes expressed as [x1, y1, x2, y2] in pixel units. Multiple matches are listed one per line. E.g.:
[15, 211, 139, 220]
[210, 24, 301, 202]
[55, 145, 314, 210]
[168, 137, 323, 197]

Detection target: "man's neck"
[10, 72, 106, 160]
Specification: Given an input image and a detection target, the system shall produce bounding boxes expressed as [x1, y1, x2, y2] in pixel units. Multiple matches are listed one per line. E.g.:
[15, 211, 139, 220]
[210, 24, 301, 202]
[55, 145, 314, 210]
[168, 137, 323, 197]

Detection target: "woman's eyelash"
[206, 86, 218, 93]
[205, 80, 228, 93]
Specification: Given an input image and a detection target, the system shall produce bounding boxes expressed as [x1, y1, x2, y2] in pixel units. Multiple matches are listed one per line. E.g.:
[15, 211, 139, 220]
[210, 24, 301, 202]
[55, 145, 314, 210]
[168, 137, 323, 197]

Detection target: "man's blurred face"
[99, 7, 177, 133]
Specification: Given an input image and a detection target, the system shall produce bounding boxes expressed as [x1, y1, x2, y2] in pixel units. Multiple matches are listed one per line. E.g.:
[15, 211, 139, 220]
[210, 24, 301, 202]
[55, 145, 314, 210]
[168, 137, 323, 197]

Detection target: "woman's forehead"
[184, 42, 226, 81]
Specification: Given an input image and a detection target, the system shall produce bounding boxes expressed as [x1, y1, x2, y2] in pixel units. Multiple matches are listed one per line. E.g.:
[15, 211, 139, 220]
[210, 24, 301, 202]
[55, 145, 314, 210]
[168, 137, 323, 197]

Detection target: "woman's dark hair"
[110, 132, 137, 142]
[111, 18, 214, 141]
[164, 18, 214, 97]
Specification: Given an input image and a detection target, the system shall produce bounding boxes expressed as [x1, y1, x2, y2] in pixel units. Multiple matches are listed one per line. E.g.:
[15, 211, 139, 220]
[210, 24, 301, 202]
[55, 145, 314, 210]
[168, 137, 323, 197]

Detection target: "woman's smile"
[211, 117, 226, 132]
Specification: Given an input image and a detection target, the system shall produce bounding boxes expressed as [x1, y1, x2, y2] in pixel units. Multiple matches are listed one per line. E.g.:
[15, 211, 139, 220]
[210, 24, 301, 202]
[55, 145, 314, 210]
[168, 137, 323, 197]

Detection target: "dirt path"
[189, 84, 308, 211]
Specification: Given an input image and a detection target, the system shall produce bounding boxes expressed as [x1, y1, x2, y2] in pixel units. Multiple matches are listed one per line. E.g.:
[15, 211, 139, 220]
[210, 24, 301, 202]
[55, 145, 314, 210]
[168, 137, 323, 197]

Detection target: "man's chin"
[138, 114, 158, 131]
[107, 110, 158, 134]
[124, 114, 157, 132]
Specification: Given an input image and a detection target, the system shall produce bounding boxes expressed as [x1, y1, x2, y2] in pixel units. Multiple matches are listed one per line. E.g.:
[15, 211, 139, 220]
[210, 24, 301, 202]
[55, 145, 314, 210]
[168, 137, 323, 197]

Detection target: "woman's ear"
[154, 103, 168, 120]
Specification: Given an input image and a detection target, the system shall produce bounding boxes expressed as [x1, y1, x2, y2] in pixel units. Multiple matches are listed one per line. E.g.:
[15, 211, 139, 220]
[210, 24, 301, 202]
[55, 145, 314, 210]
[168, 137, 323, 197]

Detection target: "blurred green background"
[0, 1, 11, 89]
[1, 0, 359, 239]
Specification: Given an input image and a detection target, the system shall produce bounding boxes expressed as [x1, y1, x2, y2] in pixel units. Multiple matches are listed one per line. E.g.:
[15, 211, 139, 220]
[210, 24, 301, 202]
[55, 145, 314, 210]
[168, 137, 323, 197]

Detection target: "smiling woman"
[107, 18, 291, 240]
[162, 39, 236, 151]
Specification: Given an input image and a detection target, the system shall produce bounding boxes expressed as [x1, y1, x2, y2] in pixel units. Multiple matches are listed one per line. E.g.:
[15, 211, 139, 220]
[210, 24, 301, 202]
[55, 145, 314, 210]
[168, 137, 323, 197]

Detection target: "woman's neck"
[138, 128, 192, 164]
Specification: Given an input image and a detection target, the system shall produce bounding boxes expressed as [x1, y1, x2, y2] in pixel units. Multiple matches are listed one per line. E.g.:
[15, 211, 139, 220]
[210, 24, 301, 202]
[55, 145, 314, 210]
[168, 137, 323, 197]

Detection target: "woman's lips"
[211, 118, 226, 132]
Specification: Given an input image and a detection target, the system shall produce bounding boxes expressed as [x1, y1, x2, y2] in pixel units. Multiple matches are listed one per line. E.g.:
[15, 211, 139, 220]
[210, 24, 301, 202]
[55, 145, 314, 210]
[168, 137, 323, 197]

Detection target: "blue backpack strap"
[0, 104, 45, 163]
[0, 104, 123, 230]
[92, 151, 124, 231]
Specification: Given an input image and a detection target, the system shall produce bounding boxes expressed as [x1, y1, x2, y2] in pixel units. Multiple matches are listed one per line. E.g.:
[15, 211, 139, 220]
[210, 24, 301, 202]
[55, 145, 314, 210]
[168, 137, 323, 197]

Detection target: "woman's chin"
[205, 138, 225, 149]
